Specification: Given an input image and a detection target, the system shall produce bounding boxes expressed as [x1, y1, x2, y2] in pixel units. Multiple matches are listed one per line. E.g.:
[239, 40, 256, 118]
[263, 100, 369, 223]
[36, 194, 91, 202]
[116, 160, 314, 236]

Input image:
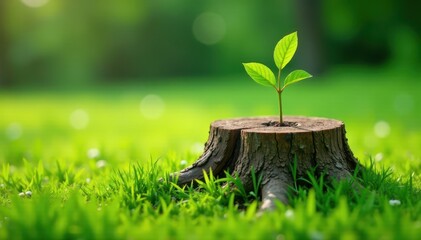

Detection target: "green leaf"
[274, 32, 298, 70]
[283, 70, 312, 89]
[242, 62, 276, 87]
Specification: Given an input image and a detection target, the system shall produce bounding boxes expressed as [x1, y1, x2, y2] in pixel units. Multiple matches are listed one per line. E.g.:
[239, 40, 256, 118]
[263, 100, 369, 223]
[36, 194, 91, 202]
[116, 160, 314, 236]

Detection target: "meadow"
[0, 67, 420, 239]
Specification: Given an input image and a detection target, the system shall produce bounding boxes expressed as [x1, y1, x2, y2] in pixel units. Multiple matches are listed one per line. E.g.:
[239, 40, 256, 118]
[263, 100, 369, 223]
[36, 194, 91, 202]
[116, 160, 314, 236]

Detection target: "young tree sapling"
[243, 32, 312, 126]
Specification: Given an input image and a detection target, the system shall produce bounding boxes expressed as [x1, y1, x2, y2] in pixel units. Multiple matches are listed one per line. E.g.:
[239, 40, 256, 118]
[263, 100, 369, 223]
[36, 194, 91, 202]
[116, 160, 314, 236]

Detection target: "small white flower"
[0, 184, 5, 188]
[86, 178, 91, 184]
[389, 199, 401, 206]
[25, 191, 32, 197]
[180, 160, 188, 166]
[18, 192, 25, 197]
[96, 160, 107, 168]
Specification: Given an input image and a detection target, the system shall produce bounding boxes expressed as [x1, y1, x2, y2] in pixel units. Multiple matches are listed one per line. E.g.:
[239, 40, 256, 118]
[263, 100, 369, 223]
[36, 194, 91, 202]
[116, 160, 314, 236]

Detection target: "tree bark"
[0, 1, 13, 87]
[171, 116, 360, 211]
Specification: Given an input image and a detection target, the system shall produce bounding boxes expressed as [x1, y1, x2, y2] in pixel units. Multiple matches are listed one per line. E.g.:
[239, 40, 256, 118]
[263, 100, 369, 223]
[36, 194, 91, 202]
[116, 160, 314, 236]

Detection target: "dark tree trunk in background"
[295, 0, 327, 75]
[0, 1, 13, 87]
[171, 117, 361, 211]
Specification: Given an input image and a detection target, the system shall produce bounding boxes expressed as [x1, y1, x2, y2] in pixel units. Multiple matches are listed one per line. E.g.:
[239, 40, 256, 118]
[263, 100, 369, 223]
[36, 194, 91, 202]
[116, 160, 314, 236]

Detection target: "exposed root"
[171, 150, 213, 186]
[171, 125, 242, 186]
[259, 174, 292, 211]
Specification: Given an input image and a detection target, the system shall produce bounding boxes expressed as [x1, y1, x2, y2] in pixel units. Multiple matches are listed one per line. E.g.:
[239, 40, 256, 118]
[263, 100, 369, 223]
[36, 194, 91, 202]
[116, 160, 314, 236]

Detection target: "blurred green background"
[1, 3, 420, 239]
[0, 0, 420, 171]
[0, 0, 420, 87]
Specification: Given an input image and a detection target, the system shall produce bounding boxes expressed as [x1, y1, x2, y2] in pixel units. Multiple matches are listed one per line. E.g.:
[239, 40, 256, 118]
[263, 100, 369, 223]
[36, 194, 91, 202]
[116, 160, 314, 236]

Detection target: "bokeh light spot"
[87, 148, 100, 159]
[140, 94, 165, 119]
[363, 134, 378, 148]
[374, 152, 384, 162]
[21, 0, 49, 8]
[374, 121, 391, 138]
[190, 142, 204, 155]
[192, 12, 226, 45]
[96, 160, 107, 169]
[5, 123, 22, 140]
[70, 109, 90, 130]
[394, 93, 414, 115]
[389, 199, 401, 206]
[285, 209, 294, 218]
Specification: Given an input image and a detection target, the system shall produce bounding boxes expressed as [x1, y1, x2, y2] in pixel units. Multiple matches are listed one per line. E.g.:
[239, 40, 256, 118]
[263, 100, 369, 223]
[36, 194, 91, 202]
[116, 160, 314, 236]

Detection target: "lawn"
[0, 67, 420, 239]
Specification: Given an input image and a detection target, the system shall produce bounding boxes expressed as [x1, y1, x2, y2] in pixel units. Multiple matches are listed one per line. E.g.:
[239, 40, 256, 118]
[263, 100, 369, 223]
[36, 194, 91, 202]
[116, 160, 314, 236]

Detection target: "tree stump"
[171, 116, 360, 211]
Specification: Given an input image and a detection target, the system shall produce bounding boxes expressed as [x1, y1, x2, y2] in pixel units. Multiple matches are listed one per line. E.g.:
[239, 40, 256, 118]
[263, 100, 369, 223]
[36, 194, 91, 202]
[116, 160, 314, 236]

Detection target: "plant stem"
[277, 65, 283, 125]
[278, 90, 283, 125]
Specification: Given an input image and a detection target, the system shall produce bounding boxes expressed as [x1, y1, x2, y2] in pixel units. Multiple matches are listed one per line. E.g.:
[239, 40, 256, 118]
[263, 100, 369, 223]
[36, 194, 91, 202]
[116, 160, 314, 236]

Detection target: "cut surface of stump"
[171, 116, 359, 211]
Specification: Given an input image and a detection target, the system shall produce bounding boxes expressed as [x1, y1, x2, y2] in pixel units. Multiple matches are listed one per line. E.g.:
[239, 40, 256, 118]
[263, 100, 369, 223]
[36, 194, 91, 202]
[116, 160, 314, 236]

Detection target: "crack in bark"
[223, 131, 242, 173]
[310, 131, 318, 169]
[288, 133, 294, 162]
[274, 133, 281, 160]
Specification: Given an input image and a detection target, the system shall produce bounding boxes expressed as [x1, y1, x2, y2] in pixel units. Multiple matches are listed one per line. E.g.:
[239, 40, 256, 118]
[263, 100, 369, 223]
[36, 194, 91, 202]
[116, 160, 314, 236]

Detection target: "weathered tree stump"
[172, 116, 360, 211]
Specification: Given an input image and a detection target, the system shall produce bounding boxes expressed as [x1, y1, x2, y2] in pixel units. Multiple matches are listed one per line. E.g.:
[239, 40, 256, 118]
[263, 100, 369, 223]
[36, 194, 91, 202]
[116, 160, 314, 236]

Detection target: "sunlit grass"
[0, 67, 420, 239]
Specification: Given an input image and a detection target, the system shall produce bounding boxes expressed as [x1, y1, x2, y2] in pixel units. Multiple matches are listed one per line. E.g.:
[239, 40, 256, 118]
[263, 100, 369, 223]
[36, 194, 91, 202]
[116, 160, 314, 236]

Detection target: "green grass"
[0, 67, 420, 239]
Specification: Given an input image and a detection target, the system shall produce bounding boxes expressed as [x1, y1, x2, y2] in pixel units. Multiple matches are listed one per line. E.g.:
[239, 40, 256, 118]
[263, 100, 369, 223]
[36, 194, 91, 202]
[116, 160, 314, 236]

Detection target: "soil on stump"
[171, 116, 360, 211]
